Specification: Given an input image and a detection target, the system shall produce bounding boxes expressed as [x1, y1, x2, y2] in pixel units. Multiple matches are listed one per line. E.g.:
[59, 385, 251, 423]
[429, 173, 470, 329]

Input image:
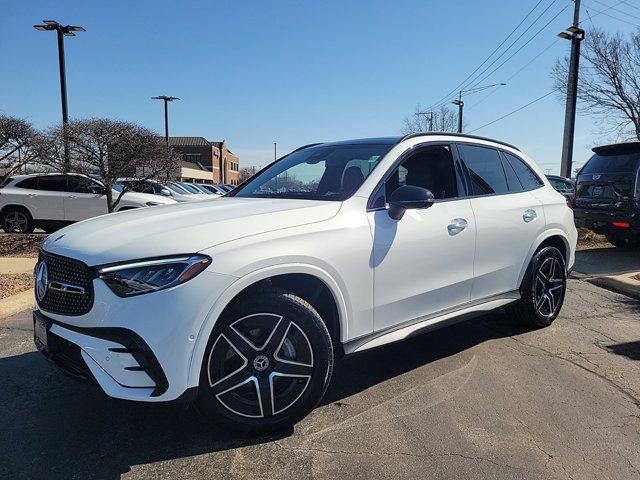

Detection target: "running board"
[344, 291, 520, 355]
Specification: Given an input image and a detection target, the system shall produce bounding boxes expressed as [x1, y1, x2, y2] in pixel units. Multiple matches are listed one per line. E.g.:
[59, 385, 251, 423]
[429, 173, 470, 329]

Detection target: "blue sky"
[1, 0, 638, 172]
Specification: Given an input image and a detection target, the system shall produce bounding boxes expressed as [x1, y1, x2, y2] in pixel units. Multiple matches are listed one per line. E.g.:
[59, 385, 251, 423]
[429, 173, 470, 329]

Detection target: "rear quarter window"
[503, 153, 543, 190]
[14, 177, 39, 189]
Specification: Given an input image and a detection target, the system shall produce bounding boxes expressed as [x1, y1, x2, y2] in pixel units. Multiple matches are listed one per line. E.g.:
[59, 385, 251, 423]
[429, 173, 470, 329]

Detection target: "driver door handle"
[448, 218, 468, 236]
[68, 195, 77, 199]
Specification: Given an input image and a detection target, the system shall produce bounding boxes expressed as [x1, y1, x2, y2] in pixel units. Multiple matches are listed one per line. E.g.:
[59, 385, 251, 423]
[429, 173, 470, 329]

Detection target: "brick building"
[168, 137, 240, 185]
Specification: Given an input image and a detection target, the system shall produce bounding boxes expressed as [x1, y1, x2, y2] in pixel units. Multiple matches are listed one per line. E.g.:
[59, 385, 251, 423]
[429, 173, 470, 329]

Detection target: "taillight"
[612, 221, 630, 227]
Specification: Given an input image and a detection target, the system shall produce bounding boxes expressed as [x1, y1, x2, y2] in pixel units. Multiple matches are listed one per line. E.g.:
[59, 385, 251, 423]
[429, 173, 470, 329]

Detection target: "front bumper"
[34, 269, 237, 402]
[573, 208, 638, 231]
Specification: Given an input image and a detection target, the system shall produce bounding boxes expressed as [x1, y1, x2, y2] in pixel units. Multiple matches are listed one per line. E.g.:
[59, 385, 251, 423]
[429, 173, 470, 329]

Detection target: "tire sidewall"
[522, 246, 566, 327]
[197, 290, 333, 434]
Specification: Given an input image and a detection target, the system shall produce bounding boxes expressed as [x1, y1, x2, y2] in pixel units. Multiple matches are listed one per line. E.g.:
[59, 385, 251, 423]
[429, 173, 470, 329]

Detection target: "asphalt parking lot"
[1, 279, 639, 480]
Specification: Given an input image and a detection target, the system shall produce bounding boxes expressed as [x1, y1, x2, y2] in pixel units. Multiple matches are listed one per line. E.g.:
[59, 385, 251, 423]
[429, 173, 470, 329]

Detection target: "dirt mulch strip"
[0, 234, 45, 257]
[577, 228, 612, 251]
[0, 273, 33, 300]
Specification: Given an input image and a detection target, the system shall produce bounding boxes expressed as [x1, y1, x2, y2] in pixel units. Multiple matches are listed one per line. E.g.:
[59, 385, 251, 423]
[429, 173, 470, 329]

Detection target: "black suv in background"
[574, 142, 640, 248]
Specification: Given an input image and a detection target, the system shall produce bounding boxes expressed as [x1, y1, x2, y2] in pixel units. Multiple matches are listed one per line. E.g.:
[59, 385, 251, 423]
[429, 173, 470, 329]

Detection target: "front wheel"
[507, 246, 567, 328]
[197, 288, 334, 434]
[1, 207, 34, 234]
[605, 230, 640, 248]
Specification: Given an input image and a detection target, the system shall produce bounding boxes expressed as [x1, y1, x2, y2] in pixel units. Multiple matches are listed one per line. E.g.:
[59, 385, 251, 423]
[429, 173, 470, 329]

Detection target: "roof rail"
[399, 132, 520, 152]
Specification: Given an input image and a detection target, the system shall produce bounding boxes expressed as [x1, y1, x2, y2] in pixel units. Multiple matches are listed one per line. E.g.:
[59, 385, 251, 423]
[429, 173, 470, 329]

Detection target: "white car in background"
[115, 179, 201, 203]
[33, 133, 576, 433]
[0, 173, 176, 233]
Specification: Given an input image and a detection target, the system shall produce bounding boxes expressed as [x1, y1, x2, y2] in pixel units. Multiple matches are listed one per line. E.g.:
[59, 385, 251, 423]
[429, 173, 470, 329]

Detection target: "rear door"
[64, 175, 108, 221]
[456, 144, 546, 301]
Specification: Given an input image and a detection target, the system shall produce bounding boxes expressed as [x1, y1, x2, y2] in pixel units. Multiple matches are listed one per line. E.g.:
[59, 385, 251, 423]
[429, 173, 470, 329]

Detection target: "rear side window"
[14, 177, 39, 189]
[458, 145, 508, 195]
[581, 153, 640, 174]
[503, 153, 543, 190]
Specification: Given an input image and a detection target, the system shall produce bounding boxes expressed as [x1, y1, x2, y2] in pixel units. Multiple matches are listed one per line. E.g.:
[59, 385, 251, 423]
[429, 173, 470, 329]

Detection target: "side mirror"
[160, 188, 172, 197]
[388, 185, 435, 220]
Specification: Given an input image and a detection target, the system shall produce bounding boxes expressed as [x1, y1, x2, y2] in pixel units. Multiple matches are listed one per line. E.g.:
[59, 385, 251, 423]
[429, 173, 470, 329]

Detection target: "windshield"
[582, 152, 640, 174]
[233, 143, 391, 201]
[178, 182, 203, 194]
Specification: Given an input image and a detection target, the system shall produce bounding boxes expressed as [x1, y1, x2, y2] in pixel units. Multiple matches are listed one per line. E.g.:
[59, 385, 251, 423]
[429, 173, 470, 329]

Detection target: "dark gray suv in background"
[574, 142, 640, 248]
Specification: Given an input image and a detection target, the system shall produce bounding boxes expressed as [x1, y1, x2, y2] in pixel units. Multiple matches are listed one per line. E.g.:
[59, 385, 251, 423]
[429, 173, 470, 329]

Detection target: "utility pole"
[558, 0, 584, 178]
[452, 91, 464, 133]
[151, 96, 180, 145]
[34, 20, 85, 172]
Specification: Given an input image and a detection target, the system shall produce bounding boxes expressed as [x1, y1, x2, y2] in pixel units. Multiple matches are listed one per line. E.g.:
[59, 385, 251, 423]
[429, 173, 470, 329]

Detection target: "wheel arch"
[0, 203, 35, 220]
[187, 263, 350, 389]
[517, 229, 571, 287]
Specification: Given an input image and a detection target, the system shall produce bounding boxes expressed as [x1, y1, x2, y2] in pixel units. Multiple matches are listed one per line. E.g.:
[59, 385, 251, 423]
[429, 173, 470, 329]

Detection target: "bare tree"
[238, 165, 258, 183]
[401, 105, 458, 134]
[43, 118, 181, 212]
[552, 28, 640, 141]
[0, 115, 45, 184]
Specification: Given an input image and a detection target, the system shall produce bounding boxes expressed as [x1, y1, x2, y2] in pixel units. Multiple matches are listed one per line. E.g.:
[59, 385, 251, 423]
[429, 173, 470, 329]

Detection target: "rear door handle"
[448, 218, 468, 235]
[523, 209, 537, 223]
[68, 195, 77, 199]
[27, 193, 37, 197]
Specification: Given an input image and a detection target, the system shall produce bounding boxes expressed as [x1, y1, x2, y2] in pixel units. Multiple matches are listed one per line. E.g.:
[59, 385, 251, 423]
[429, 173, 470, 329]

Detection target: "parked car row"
[0, 174, 235, 234]
[0, 173, 177, 234]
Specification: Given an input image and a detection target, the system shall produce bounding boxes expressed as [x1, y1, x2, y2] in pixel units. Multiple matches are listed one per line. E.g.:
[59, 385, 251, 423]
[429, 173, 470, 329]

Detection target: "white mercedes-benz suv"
[33, 133, 577, 433]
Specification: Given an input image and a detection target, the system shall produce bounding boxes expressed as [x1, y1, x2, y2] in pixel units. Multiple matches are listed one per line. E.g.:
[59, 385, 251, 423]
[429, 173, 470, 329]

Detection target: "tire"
[605, 230, 640, 248]
[1, 207, 35, 234]
[196, 287, 334, 434]
[507, 246, 567, 328]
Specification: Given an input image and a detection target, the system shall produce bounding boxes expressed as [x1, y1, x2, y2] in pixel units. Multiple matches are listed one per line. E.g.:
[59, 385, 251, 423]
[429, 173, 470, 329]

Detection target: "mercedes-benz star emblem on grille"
[35, 261, 48, 302]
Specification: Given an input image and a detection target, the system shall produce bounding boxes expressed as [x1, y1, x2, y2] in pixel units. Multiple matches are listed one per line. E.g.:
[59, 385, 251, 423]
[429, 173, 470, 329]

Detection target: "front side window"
[67, 175, 104, 194]
[234, 144, 392, 201]
[458, 145, 508, 195]
[385, 145, 458, 201]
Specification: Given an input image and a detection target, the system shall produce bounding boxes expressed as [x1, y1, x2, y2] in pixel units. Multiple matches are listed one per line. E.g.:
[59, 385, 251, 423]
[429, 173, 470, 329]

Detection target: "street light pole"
[34, 20, 85, 172]
[558, 0, 584, 178]
[451, 83, 506, 133]
[151, 96, 180, 145]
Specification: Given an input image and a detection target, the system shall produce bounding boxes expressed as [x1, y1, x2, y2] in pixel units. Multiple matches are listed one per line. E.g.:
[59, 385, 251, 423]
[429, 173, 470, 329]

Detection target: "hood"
[42, 197, 342, 266]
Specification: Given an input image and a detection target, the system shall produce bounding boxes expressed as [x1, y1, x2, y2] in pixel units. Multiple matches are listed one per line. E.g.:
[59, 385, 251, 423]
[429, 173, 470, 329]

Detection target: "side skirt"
[343, 291, 520, 355]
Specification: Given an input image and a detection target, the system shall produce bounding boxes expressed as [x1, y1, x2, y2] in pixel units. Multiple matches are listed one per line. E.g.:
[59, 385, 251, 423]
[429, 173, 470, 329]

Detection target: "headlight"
[97, 254, 211, 297]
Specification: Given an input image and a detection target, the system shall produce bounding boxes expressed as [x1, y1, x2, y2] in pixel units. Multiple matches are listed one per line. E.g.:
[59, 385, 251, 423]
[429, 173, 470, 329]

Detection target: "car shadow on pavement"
[574, 247, 640, 277]
[605, 340, 640, 361]
[0, 311, 540, 480]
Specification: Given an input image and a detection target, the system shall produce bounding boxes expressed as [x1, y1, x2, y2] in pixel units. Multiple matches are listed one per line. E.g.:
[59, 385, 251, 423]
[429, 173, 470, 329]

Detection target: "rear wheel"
[508, 246, 566, 328]
[605, 230, 640, 248]
[197, 288, 333, 434]
[1, 207, 34, 234]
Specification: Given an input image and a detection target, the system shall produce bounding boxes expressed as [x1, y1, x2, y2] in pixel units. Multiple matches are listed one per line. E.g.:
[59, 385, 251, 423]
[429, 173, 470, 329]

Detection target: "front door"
[64, 175, 108, 221]
[368, 144, 476, 332]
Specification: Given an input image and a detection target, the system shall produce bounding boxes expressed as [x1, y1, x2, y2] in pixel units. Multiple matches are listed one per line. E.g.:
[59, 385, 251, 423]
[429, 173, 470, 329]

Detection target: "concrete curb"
[588, 273, 640, 301]
[0, 257, 37, 275]
[0, 290, 35, 319]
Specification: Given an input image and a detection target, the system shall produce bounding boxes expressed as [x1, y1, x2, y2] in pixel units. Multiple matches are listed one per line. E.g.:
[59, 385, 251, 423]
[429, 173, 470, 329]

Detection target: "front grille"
[38, 250, 94, 316]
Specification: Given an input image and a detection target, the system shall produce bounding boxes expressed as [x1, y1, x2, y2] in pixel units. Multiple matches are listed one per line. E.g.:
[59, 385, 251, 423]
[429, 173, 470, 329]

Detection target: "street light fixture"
[151, 96, 180, 145]
[451, 83, 506, 133]
[33, 19, 85, 171]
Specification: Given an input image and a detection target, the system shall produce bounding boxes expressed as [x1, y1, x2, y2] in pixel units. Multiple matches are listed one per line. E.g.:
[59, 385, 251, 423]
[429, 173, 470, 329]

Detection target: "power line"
[589, 0, 640, 20]
[468, 91, 554, 133]
[424, 0, 550, 112]
[620, 0, 640, 12]
[461, 0, 561, 93]
[465, 2, 570, 93]
[582, 0, 640, 26]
